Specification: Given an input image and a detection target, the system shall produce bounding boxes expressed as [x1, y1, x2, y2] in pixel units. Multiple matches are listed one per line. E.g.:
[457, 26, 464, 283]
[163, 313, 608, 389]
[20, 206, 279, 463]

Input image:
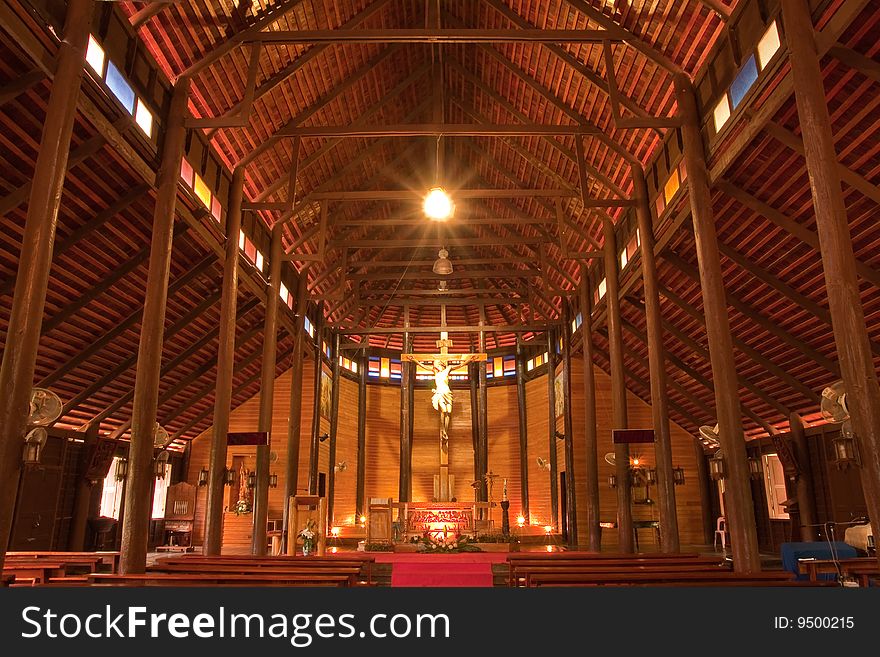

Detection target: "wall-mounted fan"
[604, 452, 616, 466]
[153, 422, 170, 448]
[334, 461, 347, 472]
[698, 424, 720, 449]
[821, 381, 849, 423]
[28, 388, 63, 426]
[536, 457, 551, 471]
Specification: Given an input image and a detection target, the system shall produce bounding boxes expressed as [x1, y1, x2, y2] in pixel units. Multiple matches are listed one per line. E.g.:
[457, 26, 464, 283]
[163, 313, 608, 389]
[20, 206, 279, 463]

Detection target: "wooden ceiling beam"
[243, 28, 614, 44]
[829, 43, 880, 83]
[334, 323, 550, 334]
[356, 298, 529, 307]
[0, 67, 46, 104]
[331, 236, 550, 248]
[445, 58, 627, 198]
[654, 285, 822, 405]
[276, 123, 604, 138]
[715, 180, 880, 289]
[663, 250, 841, 378]
[37, 253, 216, 388]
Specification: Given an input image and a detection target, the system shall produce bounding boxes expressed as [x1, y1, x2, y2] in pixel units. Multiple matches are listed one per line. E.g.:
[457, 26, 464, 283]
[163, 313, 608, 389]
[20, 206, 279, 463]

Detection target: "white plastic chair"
[714, 516, 728, 551]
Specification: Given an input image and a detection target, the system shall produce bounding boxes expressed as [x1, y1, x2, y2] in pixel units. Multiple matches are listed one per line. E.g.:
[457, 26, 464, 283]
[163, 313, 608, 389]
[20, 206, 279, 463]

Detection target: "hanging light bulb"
[423, 187, 454, 220]
[432, 248, 453, 275]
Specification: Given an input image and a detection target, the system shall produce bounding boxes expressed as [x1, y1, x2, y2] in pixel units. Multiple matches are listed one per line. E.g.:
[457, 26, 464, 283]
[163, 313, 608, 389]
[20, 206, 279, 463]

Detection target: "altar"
[402, 501, 493, 537]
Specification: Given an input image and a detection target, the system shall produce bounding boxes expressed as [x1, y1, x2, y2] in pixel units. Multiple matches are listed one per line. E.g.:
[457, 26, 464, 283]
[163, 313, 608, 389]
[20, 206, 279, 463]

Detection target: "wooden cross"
[402, 332, 486, 502]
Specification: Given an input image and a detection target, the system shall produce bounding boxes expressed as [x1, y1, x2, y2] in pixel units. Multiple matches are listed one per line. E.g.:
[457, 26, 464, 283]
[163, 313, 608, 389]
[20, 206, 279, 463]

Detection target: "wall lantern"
[153, 450, 169, 478]
[223, 468, 236, 486]
[673, 466, 685, 486]
[831, 433, 859, 470]
[269, 473, 278, 488]
[198, 467, 209, 486]
[115, 458, 129, 481]
[22, 427, 48, 465]
[246, 472, 257, 489]
[608, 473, 617, 488]
[645, 467, 657, 485]
[708, 453, 726, 481]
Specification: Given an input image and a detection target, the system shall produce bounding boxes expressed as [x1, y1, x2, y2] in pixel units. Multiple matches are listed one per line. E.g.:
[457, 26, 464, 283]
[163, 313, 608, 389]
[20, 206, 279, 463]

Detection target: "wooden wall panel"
[332, 375, 359, 525]
[525, 373, 552, 526]
[363, 383, 400, 503]
[412, 387, 475, 503]
[487, 383, 522, 521]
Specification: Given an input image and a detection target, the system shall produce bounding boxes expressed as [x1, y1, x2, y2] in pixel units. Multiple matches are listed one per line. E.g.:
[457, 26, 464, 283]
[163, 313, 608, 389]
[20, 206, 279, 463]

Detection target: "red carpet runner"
[374, 553, 506, 587]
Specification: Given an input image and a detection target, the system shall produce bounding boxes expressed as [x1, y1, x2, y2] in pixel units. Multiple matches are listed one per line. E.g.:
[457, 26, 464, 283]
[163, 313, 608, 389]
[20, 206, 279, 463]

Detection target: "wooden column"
[632, 165, 680, 552]
[675, 74, 760, 572]
[282, 273, 308, 551]
[470, 361, 481, 487]
[790, 413, 818, 541]
[252, 227, 283, 555]
[69, 425, 99, 550]
[355, 351, 367, 517]
[783, 0, 880, 564]
[308, 304, 324, 495]
[561, 305, 578, 545]
[326, 333, 341, 525]
[578, 267, 601, 550]
[694, 443, 715, 545]
[399, 330, 413, 502]
[515, 342, 530, 522]
[477, 325, 489, 506]
[0, 0, 94, 571]
[119, 77, 191, 575]
[546, 327, 560, 530]
[603, 218, 633, 552]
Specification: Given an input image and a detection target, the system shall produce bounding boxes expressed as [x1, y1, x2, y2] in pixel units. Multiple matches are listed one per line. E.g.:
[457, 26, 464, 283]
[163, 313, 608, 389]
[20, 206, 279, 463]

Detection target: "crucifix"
[402, 331, 486, 502]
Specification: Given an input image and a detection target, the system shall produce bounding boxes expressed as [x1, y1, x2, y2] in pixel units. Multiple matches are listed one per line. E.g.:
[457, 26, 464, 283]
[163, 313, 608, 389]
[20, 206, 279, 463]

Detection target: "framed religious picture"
[320, 370, 332, 419]
[554, 371, 564, 419]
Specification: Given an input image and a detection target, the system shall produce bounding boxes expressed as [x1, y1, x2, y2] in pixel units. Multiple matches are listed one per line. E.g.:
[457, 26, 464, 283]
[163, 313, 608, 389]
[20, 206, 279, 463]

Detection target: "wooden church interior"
[0, 0, 878, 587]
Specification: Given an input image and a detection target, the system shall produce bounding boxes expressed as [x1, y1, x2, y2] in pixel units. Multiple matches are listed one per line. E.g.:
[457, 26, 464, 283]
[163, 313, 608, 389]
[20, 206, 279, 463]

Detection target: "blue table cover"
[780, 541, 858, 580]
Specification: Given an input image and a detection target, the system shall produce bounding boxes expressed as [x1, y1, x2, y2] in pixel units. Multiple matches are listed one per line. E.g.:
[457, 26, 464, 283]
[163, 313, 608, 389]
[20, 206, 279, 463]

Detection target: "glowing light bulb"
[517, 515, 526, 527]
[331, 526, 340, 537]
[544, 525, 552, 534]
[423, 187, 454, 220]
[359, 515, 366, 524]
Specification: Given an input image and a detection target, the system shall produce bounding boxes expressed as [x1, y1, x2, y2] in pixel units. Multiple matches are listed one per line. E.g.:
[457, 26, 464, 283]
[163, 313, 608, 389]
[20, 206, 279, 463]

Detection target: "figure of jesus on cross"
[402, 332, 486, 502]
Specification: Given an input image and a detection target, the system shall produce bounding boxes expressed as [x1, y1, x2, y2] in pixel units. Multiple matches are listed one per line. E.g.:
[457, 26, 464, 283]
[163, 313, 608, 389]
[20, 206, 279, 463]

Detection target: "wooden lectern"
[366, 497, 394, 544]
[287, 495, 327, 556]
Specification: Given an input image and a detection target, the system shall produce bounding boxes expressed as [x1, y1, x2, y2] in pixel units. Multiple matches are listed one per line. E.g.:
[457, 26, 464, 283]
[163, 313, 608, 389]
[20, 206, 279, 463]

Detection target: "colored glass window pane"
[729, 55, 758, 109]
[757, 21, 781, 70]
[106, 61, 135, 113]
[85, 35, 105, 76]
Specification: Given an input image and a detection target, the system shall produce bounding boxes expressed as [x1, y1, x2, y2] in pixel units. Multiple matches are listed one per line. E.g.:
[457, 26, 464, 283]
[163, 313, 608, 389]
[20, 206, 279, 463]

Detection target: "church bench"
[3, 560, 97, 584]
[6, 551, 119, 572]
[153, 556, 375, 583]
[88, 573, 351, 587]
[148, 564, 366, 586]
[507, 555, 725, 586]
[526, 571, 801, 587]
[797, 557, 879, 583]
[513, 564, 732, 587]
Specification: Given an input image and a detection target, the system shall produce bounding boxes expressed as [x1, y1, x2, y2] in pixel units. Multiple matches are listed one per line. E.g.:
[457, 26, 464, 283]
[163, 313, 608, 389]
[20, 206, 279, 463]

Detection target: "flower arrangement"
[299, 518, 317, 556]
[231, 497, 252, 515]
[413, 530, 482, 553]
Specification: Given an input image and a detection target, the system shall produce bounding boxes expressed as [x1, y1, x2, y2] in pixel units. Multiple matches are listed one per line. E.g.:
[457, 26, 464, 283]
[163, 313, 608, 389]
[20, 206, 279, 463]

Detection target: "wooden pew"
[6, 551, 119, 573]
[507, 554, 725, 586]
[88, 573, 351, 587]
[154, 554, 376, 584]
[526, 571, 814, 587]
[3, 556, 103, 585]
[149, 564, 365, 586]
[797, 557, 879, 585]
[515, 564, 732, 587]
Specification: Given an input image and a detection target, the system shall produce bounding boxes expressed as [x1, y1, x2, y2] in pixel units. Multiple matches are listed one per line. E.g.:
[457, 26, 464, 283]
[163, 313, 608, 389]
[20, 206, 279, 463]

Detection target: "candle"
[502, 478, 508, 501]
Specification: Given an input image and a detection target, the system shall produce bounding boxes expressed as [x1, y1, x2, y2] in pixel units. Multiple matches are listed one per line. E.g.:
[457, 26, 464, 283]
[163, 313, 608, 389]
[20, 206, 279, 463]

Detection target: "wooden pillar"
[281, 273, 308, 551]
[674, 74, 760, 572]
[546, 327, 560, 530]
[399, 330, 413, 502]
[477, 325, 489, 506]
[578, 266, 601, 551]
[203, 168, 244, 555]
[790, 413, 818, 542]
[632, 165, 680, 552]
[326, 333, 341, 526]
[561, 305, 578, 545]
[515, 342, 530, 522]
[0, 0, 94, 571]
[694, 442, 715, 545]
[355, 351, 367, 517]
[119, 77, 191, 575]
[69, 425, 99, 550]
[603, 219, 634, 552]
[252, 227, 283, 555]
[470, 361, 481, 487]
[308, 304, 324, 495]
[783, 0, 880, 565]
